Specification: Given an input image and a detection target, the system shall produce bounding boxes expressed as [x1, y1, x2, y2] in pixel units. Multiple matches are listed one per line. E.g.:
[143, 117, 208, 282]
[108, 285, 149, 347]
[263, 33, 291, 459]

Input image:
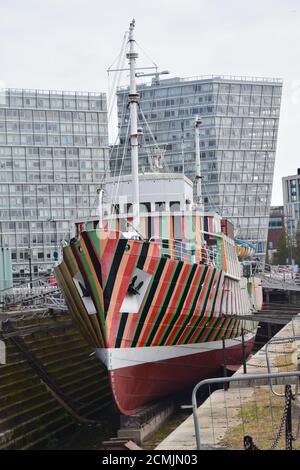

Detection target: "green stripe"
[192, 270, 220, 343]
[157, 264, 195, 346]
[144, 261, 180, 345]
[114, 244, 142, 347]
[64, 248, 77, 274]
[180, 268, 215, 344]
[130, 257, 162, 346]
[170, 266, 207, 345]
[75, 240, 106, 328]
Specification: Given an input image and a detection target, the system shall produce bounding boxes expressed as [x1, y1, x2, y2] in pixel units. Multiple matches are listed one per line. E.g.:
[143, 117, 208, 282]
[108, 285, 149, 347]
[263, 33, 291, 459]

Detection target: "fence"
[192, 371, 300, 450]
[265, 334, 300, 396]
[0, 273, 66, 311]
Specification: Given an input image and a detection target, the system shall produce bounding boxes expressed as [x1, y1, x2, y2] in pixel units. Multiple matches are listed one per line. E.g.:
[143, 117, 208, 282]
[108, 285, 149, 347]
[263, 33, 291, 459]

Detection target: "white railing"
[148, 237, 220, 267]
[117, 74, 283, 90]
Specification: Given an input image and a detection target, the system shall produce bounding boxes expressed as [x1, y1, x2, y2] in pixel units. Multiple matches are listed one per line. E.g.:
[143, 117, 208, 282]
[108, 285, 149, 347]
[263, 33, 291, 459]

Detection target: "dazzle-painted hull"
[55, 226, 261, 415]
[97, 332, 256, 414]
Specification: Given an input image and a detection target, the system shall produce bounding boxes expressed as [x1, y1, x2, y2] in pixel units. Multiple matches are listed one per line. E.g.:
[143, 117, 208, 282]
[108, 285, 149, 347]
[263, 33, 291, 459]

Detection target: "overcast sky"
[1, 0, 299, 205]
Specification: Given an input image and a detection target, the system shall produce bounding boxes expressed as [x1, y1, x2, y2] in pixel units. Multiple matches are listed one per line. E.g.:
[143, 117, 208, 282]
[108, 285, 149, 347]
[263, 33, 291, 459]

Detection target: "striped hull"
[55, 229, 258, 414]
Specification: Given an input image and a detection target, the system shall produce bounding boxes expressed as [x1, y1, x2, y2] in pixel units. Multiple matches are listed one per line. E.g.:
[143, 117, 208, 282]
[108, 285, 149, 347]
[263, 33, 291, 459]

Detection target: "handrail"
[253, 261, 300, 291]
[117, 74, 283, 90]
[192, 371, 300, 450]
[265, 333, 300, 397]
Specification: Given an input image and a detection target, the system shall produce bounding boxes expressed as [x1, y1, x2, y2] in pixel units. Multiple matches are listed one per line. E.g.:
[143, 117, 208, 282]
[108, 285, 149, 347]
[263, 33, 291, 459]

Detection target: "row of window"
[134, 82, 282, 98]
[201, 160, 274, 172]
[0, 220, 69, 231]
[1, 93, 106, 111]
[133, 114, 278, 129]
[0, 121, 106, 135]
[0, 207, 92, 223]
[0, 159, 105, 171]
[0, 171, 104, 183]
[122, 93, 281, 108]
[120, 102, 280, 118]
[0, 183, 100, 195]
[1, 233, 65, 247]
[0, 133, 108, 147]
[0, 195, 94, 207]
[0, 146, 107, 158]
[0, 109, 107, 123]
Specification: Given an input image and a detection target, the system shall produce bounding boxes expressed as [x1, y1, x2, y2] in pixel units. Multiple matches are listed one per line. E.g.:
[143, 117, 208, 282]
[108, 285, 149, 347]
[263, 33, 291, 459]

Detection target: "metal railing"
[265, 334, 300, 397]
[192, 371, 300, 450]
[252, 261, 300, 291]
[0, 273, 66, 311]
[148, 237, 220, 267]
[117, 74, 282, 90]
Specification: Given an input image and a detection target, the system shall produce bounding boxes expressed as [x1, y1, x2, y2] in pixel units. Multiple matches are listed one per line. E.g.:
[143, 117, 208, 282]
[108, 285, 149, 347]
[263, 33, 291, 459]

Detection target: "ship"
[55, 20, 262, 415]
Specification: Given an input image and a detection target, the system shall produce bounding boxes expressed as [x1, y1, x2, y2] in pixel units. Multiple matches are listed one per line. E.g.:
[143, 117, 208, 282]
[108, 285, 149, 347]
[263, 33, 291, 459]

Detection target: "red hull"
[108, 336, 255, 415]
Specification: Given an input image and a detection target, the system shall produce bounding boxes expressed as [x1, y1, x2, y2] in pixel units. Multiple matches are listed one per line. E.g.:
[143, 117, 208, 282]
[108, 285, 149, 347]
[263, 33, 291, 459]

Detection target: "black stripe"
[192, 269, 223, 343]
[136, 242, 150, 270]
[81, 231, 103, 287]
[199, 268, 218, 317]
[173, 265, 208, 345]
[159, 264, 198, 345]
[131, 257, 167, 347]
[103, 239, 128, 314]
[71, 243, 93, 300]
[183, 267, 215, 343]
[207, 271, 222, 317]
[203, 273, 225, 342]
[114, 312, 129, 348]
[145, 261, 184, 346]
[70, 243, 105, 340]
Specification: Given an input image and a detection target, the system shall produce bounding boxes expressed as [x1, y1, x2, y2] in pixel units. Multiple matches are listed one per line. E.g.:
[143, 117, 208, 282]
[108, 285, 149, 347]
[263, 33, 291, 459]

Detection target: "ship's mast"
[127, 19, 140, 232]
[195, 116, 203, 210]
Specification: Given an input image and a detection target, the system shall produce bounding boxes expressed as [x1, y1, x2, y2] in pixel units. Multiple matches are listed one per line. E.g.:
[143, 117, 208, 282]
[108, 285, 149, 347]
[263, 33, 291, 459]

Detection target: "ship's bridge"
[104, 172, 194, 215]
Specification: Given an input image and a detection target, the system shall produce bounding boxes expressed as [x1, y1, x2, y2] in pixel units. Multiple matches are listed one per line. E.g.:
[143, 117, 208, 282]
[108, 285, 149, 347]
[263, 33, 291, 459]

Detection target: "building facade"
[0, 88, 108, 282]
[267, 205, 284, 262]
[282, 169, 300, 236]
[112, 75, 282, 258]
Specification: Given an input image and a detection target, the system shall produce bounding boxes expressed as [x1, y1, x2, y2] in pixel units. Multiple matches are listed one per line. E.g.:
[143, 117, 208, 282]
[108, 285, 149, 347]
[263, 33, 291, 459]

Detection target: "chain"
[246, 362, 271, 368]
[292, 379, 300, 440]
[270, 384, 292, 449]
[244, 384, 294, 451]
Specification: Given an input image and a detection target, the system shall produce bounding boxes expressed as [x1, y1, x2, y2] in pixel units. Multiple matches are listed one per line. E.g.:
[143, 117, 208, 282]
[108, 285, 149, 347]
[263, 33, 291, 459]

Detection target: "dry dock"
[156, 314, 300, 450]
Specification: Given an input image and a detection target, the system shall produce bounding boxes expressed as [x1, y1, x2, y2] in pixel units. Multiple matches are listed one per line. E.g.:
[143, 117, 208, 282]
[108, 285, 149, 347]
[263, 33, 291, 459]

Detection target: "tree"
[273, 226, 289, 265]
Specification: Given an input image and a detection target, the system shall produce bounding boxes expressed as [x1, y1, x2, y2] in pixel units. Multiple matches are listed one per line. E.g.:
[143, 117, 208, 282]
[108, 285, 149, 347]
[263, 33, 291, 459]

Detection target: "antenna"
[135, 70, 170, 85]
[127, 19, 140, 233]
[97, 188, 104, 228]
[181, 120, 185, 174]
[194, 116, 203, 210]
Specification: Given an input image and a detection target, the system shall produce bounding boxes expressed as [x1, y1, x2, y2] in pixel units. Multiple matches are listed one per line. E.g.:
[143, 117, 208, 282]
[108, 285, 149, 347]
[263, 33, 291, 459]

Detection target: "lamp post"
[28, 247, 33, 290]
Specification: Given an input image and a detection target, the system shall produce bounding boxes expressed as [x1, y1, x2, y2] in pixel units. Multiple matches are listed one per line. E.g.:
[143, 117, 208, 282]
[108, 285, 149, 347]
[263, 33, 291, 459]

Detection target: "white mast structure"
[127, 19, 140, 233]
[194, 116, 203, 210]
[97, 188, 104, 229]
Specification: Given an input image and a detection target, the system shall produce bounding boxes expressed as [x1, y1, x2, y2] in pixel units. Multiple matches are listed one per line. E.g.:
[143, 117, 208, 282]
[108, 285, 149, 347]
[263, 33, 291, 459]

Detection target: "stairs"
[0, 310, 114, 449]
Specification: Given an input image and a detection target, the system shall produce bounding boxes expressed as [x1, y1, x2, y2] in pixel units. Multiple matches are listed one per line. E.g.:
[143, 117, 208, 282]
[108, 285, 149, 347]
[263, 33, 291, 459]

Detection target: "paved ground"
[156, 315, 300, 450]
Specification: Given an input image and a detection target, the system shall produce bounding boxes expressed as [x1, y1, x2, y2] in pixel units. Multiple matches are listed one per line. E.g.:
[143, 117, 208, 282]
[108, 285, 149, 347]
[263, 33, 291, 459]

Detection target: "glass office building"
[112, 75, 282, 257]
[0, 88, 108, 282]
[282, 169, 300, 236]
